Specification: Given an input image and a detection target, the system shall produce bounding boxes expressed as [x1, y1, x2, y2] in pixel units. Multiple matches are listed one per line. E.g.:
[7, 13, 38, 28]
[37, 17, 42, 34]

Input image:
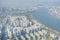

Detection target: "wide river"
[32, 7, 60, 32]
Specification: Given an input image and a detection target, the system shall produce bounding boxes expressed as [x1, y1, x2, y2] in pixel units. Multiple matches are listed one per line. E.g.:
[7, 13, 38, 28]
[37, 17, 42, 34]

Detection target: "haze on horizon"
[0, 0, 60, 8]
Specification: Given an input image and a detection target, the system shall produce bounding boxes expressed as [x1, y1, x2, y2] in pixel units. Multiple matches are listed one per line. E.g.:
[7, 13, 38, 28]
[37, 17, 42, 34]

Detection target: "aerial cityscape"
[0, 0, 60, 40]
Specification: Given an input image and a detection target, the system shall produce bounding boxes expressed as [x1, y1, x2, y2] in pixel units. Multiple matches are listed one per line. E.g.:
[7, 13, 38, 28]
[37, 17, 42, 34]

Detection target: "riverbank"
[31, 16, 60, 36]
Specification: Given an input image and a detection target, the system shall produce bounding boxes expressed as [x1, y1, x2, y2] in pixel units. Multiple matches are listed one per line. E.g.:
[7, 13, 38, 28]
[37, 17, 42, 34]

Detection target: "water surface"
[32, 7, 60, 32]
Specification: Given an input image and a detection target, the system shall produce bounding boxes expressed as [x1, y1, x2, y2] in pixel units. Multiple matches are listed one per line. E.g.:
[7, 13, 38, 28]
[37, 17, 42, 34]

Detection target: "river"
[32, 7, 60, 32]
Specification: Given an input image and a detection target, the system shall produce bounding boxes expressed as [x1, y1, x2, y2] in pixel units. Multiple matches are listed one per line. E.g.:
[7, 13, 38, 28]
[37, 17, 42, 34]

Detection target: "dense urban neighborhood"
[0, 15, 60, 40]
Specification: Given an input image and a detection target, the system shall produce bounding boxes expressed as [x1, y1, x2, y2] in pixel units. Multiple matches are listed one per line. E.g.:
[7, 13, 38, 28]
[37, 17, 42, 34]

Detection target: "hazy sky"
[0, 0, 60, 8]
